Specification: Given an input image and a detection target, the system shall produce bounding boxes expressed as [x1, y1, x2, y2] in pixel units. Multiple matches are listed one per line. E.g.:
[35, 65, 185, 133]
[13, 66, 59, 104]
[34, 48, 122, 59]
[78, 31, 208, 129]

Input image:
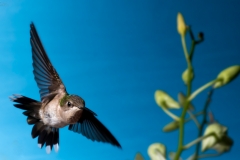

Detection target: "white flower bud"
[214, 65, 240, 88]
[201, 123, 227, 152]
[155, 90, 180, 109]
[148, 143, 166, 160]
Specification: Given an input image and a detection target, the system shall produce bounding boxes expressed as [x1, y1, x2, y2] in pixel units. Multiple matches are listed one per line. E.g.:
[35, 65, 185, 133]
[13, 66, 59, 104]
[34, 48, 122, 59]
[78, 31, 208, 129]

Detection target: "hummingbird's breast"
[39, 94, 68, 128]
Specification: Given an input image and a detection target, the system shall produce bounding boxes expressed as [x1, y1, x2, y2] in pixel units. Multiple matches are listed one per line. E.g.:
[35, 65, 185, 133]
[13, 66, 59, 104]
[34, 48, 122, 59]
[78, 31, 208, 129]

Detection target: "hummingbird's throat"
[68, 109, 82, 124]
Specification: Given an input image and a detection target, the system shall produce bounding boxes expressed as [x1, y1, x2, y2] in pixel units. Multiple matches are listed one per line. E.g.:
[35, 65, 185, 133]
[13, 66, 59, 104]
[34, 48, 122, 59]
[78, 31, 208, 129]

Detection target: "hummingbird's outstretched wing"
[68, 108, 121, 148]
[30, 23, 67, 102]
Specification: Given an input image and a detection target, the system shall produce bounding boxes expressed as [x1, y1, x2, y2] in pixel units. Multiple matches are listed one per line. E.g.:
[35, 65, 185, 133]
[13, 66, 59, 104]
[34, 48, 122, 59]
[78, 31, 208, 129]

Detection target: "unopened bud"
[135, 153, 144, 160]
[177, 13, 188, 36]
[182, 68, 194, 85]
[163, 121, 179, 132]
[214, 65, 240, 88]
[148, 143, 166, 160]
[155, 90, 180, 109]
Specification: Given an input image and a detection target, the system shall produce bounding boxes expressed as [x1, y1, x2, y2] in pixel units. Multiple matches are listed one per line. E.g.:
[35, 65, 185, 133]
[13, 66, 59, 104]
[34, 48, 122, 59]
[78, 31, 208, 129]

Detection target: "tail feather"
[37, 126, 59, 153]
[10, 94, 60, 153]
[52, 128, 59, 145]
[38, 129, 47, 148]
[46, 132, 54, 150]
[32, 122, 45, 138]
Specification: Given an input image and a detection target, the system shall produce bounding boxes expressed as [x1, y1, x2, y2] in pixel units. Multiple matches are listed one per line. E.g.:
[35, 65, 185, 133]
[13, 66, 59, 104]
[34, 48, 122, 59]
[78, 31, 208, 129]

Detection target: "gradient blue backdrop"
[1, 0, 240, 160]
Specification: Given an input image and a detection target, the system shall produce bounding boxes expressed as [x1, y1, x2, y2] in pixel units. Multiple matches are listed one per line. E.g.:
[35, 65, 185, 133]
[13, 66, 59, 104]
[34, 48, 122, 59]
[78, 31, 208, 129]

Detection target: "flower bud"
[163, 121, 179, 132]
[214, 65, 240, 88]
[135, 153, 144, 160]
[182, 68, 194, 85]
[155, 90, 180, 109]
[201, 123, 227, 152]
[178, 92, 194, 110]
[177, 13, 188, 36]
[148, 143, 166, 160]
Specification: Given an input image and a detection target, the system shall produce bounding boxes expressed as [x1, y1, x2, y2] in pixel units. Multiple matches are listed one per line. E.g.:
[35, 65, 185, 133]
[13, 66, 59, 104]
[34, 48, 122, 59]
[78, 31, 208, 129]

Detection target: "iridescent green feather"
[60, 94, 70, 106]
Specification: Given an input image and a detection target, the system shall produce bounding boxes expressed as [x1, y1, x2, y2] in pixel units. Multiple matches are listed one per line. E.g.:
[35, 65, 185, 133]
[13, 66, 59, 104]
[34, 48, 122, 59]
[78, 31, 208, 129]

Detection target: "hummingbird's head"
[59, 94, 85, 124]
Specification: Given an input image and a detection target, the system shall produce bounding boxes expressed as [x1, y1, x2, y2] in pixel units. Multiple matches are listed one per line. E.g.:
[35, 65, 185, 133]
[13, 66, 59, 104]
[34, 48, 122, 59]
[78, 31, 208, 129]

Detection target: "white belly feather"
[39, 97, 67, 128]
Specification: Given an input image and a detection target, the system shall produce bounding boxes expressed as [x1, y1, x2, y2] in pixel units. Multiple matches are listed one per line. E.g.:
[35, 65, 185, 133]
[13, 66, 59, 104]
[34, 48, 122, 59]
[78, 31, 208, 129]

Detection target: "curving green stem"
[181, 35, 191, 66]
[183, 132, 218, 150]
[187, 110, 200, 128]
[162, 107, 180, 121]
[188, 80, 217, 101]
[185, 111, 204, 122]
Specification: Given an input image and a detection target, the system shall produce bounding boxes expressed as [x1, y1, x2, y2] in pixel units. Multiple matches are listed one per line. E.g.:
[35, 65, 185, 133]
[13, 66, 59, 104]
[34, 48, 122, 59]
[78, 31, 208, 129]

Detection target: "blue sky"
[1, 0, 240, 160]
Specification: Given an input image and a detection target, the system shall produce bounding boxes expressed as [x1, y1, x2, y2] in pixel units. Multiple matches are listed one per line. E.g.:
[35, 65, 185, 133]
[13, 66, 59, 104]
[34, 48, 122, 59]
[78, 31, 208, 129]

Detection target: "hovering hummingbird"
[10, 23, 121, 153]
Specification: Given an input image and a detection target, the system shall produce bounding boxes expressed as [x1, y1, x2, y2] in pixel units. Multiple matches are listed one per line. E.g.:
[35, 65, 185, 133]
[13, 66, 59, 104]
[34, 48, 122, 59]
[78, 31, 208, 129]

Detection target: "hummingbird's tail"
[10, 94, 59, 153]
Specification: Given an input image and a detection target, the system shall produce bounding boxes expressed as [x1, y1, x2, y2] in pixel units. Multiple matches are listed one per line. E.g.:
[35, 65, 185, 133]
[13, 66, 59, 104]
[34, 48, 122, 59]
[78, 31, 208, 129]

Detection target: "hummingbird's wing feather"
[30, 23, 67, 102]
[68, 109, 121, 148]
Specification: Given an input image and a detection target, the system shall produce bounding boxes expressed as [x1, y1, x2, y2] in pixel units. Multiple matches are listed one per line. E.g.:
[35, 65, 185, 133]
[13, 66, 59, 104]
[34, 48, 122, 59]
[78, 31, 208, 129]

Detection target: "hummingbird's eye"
[67, 101, 72, 107]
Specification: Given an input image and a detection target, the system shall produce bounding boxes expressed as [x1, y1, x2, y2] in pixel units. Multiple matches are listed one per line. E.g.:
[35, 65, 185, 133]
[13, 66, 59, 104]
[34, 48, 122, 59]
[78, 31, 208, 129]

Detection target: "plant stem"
[187, 110, 200, 128]
[181, 35, 191, 65]
[183, 132, 217, 149]
[174, 98, 190, 160]
[174, 36, 192, 160]
[185, 111, 204, 122]
[189, 41, 195, 60]
[198, 153, 222, 159]
[188, 80, 217, 101]
[162, 107, 180, 121]
[193, 89, 214, 160]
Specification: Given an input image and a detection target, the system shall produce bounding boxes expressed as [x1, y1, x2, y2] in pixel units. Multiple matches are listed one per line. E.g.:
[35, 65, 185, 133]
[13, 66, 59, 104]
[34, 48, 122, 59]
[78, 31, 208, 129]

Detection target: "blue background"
[1, 0, 240, 160]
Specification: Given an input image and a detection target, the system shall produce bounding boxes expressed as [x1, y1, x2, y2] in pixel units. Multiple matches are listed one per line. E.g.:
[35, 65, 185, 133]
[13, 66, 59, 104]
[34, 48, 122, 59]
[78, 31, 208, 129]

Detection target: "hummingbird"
[10, 23, 121, 153]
